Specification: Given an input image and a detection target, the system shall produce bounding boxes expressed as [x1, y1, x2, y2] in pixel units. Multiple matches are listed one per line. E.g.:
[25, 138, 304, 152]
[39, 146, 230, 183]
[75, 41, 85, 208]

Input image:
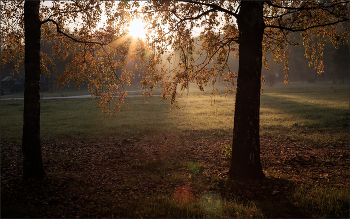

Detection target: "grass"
[260, 83, 349, 132]
[293, 186, 350, 218]
[1, 82, 349, 218]
[1, 83, 348, 141]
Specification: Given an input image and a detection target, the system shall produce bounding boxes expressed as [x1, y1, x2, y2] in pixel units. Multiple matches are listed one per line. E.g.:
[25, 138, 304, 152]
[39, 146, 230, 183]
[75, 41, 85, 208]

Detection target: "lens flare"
[174, 186, 192, 204]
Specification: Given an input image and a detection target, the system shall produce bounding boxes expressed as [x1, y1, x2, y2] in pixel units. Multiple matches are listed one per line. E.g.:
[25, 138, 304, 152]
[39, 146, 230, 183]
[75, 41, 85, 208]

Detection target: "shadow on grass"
[3, 172, 348, 218]
[1, 175, 80, 218]
[217, 177, 309, 218]
[261, 93, 349, 129]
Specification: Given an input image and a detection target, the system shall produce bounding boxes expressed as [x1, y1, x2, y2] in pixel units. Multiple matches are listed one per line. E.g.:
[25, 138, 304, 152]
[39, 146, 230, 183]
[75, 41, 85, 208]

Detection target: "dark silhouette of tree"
[21, 1, 45, 179]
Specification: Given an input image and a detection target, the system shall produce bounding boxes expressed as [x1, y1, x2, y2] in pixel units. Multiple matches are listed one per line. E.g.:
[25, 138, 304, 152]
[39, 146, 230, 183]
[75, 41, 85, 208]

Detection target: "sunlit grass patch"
[132, 190, 265, 218]
[260, 84, 349, 131]
[187, 161, 204, 174]
[134, 194, 202, 218]
[172, 93, 235, 131]
[293, 186, 349, 218]
[199, 191, 224, 217]
[222, 198, 264, 218]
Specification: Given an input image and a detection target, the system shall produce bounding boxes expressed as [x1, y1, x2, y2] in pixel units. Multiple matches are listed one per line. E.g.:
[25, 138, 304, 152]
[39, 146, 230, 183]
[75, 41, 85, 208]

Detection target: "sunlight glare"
[128, 18, 146, 39]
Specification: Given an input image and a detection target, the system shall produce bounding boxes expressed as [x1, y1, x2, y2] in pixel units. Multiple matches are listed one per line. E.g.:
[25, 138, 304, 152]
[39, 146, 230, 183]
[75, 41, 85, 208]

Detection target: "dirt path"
[1, 91, 161, 103]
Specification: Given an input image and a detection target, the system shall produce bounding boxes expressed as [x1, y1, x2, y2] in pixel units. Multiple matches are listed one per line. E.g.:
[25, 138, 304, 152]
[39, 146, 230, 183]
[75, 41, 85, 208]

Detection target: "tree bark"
[22, 1, 45, 180]
[228, 1, 265, 179]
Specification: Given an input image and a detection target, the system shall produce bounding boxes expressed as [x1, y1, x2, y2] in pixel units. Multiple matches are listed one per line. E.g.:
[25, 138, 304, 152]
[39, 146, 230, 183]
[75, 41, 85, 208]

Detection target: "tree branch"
[171, 8, 217, 23]
[265, 1, 348, 11]
[266, 18, 350, 32]
[41, 19, 106, 46]
[46, 9, 88, 20]
[193, 37, 237, 78]
[180, 0, 238, 18]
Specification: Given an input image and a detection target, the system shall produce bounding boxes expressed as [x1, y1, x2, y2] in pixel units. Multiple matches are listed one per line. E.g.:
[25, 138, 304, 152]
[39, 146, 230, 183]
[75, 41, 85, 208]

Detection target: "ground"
[1, 83, 349, 218]
[1, 130, 349, 218]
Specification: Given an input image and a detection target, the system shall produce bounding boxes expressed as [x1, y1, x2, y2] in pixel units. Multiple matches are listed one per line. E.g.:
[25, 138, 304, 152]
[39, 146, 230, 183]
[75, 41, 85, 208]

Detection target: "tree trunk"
[228, 1, 265, 179]
[22, 1, 45, 180]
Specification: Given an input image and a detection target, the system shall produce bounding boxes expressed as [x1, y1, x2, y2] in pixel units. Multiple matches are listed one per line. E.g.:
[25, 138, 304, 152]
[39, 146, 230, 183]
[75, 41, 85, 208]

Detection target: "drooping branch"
[46, 9, 89, 21]
[265, 1, 348, 11]
[171, 8, 217, 22]
[41, 18, 106, 46]
[263, 1, 350, 27]
[192, 37, 237, 79]
[266, 18, 350, 32]
[181, 0, 238, 18]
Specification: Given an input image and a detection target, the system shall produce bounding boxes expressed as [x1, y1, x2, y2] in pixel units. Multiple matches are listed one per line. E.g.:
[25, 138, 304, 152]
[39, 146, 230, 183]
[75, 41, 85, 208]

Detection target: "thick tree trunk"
[228, 1, 265, 179]
[22, 1, 45, 180]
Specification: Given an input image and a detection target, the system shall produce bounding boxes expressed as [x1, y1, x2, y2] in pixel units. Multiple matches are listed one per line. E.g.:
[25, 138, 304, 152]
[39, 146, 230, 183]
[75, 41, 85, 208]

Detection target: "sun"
[128, 18, 146, 39]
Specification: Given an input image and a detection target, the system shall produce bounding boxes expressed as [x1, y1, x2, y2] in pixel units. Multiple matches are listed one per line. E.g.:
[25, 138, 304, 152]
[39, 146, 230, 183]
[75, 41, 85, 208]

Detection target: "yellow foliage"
[1, 1, 349, 114]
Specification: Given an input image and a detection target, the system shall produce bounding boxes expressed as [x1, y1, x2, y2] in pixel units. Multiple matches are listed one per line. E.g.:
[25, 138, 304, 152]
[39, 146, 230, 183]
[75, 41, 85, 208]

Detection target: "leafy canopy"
[138, 1, 349, 103]
[1, 1, 349, 114]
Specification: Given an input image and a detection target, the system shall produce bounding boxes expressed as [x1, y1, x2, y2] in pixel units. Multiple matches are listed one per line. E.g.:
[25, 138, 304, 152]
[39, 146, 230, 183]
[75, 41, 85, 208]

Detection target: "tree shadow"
[217, 177, 310, 218]
[261, 92, 349, 129]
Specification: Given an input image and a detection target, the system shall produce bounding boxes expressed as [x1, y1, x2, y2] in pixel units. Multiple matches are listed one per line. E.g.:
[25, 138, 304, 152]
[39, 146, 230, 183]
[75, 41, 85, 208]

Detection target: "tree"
[21, 1, 45, 179]
[333, 44, 349, 83]
[138, 1, 349, 179]
[1, 0, 141, 179]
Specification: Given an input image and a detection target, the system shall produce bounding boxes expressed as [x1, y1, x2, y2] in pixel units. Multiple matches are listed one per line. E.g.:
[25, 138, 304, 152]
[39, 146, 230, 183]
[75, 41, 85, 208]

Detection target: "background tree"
[333, 44, 349, 83]
[138, 1, 349, 179]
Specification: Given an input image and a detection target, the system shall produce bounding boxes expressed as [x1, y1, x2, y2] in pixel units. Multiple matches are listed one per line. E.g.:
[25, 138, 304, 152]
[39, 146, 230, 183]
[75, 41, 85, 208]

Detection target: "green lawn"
[261, 83, 349, 130]
[1, 82, 349, 218]
[1, 83, 348, 141]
